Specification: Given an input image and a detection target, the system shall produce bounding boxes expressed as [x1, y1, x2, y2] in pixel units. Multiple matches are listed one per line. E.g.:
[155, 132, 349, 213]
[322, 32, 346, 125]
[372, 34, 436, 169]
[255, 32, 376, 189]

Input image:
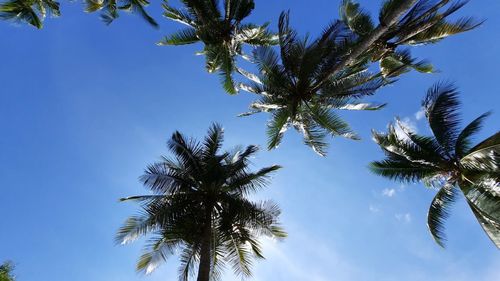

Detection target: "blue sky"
[1, 0, 499, 280]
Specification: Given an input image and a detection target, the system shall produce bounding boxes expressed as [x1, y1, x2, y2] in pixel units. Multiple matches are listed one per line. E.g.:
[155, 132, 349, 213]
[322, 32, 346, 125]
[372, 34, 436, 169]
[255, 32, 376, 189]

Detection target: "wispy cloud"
[246, 234, 360, 281]
[395, 213, 412, 223]
[382, 188, 396, 197]
[415, 108, 425, 121]
[369, 205, 380, 213]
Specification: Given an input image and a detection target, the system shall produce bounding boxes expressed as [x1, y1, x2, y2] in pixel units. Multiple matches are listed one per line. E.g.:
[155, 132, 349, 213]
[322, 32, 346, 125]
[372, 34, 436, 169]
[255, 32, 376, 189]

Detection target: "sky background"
[1, 0, 499, 280]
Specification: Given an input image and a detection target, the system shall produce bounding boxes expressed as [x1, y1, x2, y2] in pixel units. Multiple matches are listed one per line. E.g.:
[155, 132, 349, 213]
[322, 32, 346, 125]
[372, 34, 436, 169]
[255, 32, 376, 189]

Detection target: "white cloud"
[415, 109, 425, 121]
[395, 213, 412, 223]
[382, 188, 396, 197]
[369, 205, 380, 213]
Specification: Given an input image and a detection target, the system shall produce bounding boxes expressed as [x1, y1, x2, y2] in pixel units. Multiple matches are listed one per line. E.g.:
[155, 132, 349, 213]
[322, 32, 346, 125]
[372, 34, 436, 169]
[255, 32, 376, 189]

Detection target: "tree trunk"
[197, 211, 212, 281]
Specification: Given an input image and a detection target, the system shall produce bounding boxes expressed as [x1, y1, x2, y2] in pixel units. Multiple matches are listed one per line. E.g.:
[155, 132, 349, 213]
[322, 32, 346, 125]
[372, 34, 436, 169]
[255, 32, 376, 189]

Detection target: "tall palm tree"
[0, 0, 157, 29]
[158, 0, 277, 94]
[0, 261, 15, 281]
[370, 83, 499, 248]
[116, 123, 286, 281]
[238, 0, 479, 156]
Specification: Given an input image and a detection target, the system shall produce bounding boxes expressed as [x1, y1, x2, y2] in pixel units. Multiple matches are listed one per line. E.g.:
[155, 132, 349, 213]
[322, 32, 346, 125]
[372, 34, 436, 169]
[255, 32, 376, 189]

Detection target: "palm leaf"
[178, 244, 198, 281]
[460, 131, 500, 174]
[423, 82, 461, 156]
[463, 181, 500, 248]
[159, 27, 199, 45]
[455, 112, 491, 158]
[427, 183, 459, 247]
[307, 103, 359, 140]
[137, 235, 179, 274]
[340, 0, 374, 35]
[266, 109, 290, 150]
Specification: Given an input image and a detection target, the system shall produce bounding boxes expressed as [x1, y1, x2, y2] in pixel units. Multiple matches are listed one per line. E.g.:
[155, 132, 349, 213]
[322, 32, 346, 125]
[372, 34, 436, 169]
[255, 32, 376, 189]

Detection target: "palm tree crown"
[158, 0, 277, 94]
[238, 0, 479, 156]
[239, 11, 387, 156]
[370, 83, 499, 247]
[116, 123, 286, 281]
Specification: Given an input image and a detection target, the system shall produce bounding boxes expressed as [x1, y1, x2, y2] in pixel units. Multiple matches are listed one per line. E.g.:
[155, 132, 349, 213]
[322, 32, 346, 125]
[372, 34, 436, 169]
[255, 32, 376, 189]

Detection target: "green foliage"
[238, 11, 388, 156]
[0, 0, 156, 28]
[159, 0, 277, 94]
[234, 0, 477, 156]
[0, 0, 60, 28]
[341, 0, 480, 78]
[340, 0, 374, 35]
[0, 261, 15, 281]
[85, 0, 158, 27]
[117, 123, 286, 279]
[370, 83, 500, 248]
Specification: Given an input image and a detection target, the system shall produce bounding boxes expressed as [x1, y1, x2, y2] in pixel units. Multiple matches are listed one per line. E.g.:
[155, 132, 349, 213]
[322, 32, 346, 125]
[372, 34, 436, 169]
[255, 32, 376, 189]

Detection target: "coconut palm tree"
[370, 83, 499, 248]
[158, 0, 277, 94]
[116, 123, 286, 281]
[0, 0, 157, 29]
[237, 1, 479, 156]
[0, 261, 15, 281]
[238, 11, 387, 156]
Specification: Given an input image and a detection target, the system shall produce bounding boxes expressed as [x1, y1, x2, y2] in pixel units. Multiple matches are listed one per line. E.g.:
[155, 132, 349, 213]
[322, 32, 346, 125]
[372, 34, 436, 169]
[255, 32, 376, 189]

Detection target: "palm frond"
[296, 118, 329, 157]
[266, 109, 290, 150]
[232, 0, 254, 22]
[178, 244, 198, 281]
[116, 214, 157, 245]
[340, 0, 374, 35]
[0, 0, 60, 28]
[460, 131, 500, 174]
[86, 0, 158, 27]
[226, 165, 281, 195]
[427, 183, 459, 247]
[158, 27, 199, 45]
[203, 123, 224, 158]
[337, 102, 386, 111]
[137, 235, 180, 274]
[307, 103, 359, 140]
[423, 82, 461, 156]
[455, 112, 491, 158]
[403, 17, 481, 45]
[224, 234, 253, 277]
[379, 0, 409, 24]
[369, 159, 436, 183]
[162, 2, 195, 27]
[238, 23, 278, 46]
[380, 49, 434, 78]
[463, 180, 500, 248]
[168, 131, 203, 173]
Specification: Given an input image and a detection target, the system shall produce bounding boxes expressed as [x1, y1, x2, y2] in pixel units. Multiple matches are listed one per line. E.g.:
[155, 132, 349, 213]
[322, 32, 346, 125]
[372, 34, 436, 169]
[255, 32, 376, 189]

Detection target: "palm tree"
[0, 261, 15, 281]
[116, 123, 286, 281]
[0, 0, 157, 29]
[238, 0, 479, 156]
[158, 0, 277, 94]
[370, 82, 499, 248]
[238, 11, 387, 156]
